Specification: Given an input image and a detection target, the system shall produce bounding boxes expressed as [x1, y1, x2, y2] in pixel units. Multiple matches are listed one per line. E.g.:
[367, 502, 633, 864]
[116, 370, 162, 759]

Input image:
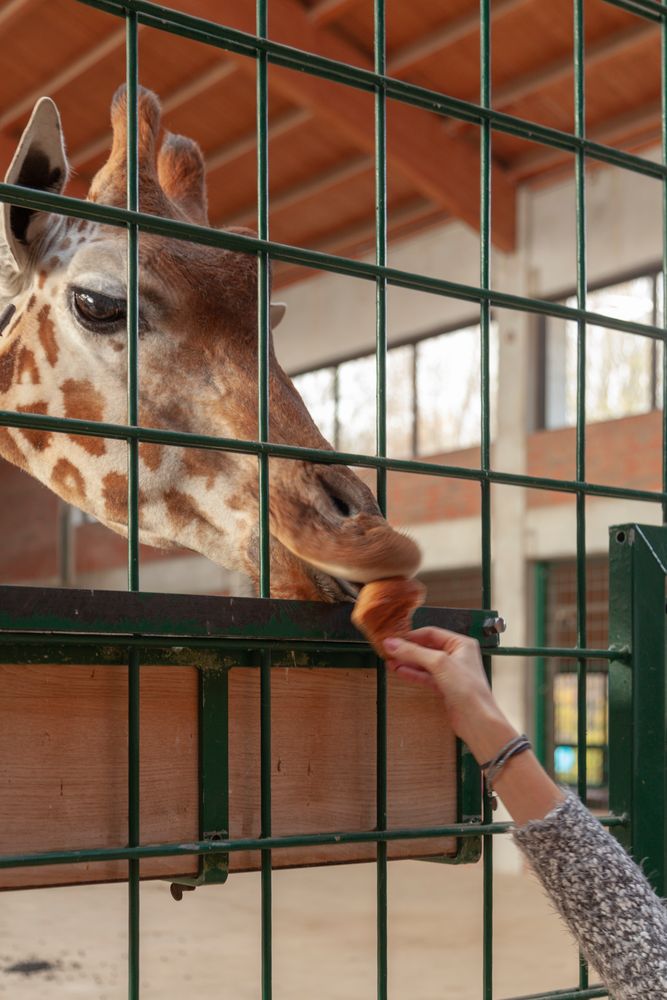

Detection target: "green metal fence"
[0, 0, 667, 998]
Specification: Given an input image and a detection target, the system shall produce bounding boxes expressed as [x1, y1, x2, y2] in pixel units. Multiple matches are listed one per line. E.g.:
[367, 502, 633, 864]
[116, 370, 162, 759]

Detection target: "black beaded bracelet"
[480, 734, 532, 808]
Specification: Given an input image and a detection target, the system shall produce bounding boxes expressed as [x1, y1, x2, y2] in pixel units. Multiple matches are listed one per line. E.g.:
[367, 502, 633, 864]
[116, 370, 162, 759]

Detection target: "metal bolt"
[170, 883, 197, 902]
[482, 616, 507, 637]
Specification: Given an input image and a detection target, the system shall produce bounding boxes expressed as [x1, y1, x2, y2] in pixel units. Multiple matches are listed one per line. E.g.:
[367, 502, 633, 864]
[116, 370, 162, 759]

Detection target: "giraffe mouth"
[334, 576, 361, 600]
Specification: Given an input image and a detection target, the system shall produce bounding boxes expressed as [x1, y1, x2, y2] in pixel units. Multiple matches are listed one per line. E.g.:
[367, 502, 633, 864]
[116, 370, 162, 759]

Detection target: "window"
[543, 273, 662, 429]
[293, 321, 498, 458]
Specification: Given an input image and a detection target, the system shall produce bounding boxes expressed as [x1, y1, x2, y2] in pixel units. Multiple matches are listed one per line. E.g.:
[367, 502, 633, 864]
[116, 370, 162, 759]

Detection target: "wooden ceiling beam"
[69, 58, 239, 169]
[219, 153, 371, 227]
[0, 25, 128, 133]
[203, 0, 515, 249]
[387, 0, 527, 77]
[273, 196, 438, 288]
[489, 19, 657, 110]
[0, 0, 44, 34]
[507, 101, 662, 181]
[206, 108, 310, 176]
[307, 0, 363, 27]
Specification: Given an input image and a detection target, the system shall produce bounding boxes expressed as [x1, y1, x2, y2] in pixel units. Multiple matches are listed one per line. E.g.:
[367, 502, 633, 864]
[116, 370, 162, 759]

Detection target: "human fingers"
[390, 663, 438, 688]
[406, 627, 476, 654]
[383, 636, 443, 673]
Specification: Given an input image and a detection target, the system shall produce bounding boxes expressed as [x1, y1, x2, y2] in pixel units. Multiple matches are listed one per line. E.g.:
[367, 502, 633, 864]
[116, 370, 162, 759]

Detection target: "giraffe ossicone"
[0, 86, 420, 600]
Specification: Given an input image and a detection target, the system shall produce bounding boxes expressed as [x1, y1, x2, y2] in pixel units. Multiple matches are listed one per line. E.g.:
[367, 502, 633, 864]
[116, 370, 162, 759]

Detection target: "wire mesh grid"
[0, 0, 665, 997]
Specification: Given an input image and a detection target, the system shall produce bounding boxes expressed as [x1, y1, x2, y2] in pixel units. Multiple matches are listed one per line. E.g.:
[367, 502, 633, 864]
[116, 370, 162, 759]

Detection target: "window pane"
[292, 368, 336, 443]
[545, 277, 655, 427]
[337, 355, 376, 455]
[415, 324, 497, 454]
[387, 345, 414, 458]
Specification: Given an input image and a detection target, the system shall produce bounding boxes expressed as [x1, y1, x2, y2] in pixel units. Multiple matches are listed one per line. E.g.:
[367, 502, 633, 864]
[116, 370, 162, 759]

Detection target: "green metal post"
[126, 13, 141, 999]
[479, 1, 494, 995]
[533, 563, 549, 767]
[573, 2, 589, 987]
[373, 3, 388, 996]
[256, 1, 273, 995]
[609, 524, 667, 897]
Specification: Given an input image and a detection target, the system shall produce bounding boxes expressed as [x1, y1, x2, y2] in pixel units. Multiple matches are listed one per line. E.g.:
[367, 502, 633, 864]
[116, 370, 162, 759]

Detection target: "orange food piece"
[351, 577, 426, 658]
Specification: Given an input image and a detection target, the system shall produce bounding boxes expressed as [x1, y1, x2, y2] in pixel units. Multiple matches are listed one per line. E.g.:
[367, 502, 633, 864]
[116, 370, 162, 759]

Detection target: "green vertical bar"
[373, 3, 388, 998]
[573, 0, 589, 989]
[573, 0, 588, 809]
[256, 2, 272, 997]
[479, 2, 493, 998]
[126, 11, 140, 1000]
[662, 5, 667, 522]
[533, 562, 548, 767]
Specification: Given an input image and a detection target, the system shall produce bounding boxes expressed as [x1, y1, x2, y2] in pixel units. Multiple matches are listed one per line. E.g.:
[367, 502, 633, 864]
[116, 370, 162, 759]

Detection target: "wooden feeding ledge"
[0, 586, 504, 891]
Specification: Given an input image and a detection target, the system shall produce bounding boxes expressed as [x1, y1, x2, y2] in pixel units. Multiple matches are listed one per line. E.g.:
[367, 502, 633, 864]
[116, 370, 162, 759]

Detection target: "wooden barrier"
[0, 586, 497, 890]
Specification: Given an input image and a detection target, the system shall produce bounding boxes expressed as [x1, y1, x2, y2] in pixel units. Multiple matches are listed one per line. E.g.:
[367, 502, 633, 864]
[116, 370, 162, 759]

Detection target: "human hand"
[383, 627, 507, 747]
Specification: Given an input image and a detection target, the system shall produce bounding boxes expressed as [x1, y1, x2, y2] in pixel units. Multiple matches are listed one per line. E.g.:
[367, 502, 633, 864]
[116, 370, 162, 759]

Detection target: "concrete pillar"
[489, 199, 534, 873]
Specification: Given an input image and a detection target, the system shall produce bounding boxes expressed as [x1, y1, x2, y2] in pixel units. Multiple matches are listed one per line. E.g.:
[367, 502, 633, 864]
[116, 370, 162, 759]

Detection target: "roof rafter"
[508, 101, 662, 181]
[221, 153, 371, 227]
[70, 58, 239, 169]
[211, 0, 516, 250]
[388, 0, 526, 76]
[0, 24, 128, 133]
[307, 0, 362, 27]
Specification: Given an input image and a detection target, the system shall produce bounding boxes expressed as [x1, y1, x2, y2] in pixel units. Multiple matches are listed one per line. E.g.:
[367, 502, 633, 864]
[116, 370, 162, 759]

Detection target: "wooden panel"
[227, 667, 457, 870]
[0, 665, 200, 890]
[0, 662, 458, 890]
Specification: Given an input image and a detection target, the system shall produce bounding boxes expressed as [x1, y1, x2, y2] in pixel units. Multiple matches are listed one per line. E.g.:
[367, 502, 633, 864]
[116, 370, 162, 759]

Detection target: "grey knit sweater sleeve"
[513, 794, 667, 999]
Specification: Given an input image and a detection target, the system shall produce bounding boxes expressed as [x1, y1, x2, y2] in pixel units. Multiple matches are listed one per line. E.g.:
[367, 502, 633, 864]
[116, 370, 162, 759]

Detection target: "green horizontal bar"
[1, 408, 665, 506]
[0, 814, 624, 870]
[0, 634, 625, 668]
[605, 0, 666, 17]
[500, 987, 608, 1000]
[1, 181, 666, 343]
[494, 645, 624, 661]
[74, 0, 667, 185]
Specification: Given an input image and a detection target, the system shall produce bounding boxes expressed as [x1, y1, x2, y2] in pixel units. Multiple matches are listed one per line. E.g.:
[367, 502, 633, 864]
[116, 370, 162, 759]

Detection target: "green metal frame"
[609, 524, 667, 898]
[0, 0, 666, 998]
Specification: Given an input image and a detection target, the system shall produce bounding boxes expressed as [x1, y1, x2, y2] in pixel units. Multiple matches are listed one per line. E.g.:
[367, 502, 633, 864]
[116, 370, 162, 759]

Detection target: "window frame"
[536, 263, 663, 432]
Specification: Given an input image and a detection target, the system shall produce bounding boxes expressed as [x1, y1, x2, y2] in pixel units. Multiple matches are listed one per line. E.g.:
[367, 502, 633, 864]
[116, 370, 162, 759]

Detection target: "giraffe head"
[0, 87, 420, 600]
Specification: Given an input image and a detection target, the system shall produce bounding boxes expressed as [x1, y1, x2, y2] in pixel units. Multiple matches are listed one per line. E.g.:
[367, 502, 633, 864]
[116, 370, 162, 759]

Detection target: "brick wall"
[0, 409, 661, 583]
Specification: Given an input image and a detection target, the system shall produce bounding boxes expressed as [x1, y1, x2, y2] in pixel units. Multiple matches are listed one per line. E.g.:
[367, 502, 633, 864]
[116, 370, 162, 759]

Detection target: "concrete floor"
[0, 860, 589, 999]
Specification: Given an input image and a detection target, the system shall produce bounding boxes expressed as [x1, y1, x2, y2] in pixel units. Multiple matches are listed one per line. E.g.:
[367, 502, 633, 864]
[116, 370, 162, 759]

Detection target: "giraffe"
[0, 86, 420, 600]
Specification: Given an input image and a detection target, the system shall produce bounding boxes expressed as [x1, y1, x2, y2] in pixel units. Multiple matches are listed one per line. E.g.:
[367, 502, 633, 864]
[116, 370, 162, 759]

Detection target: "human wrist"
[455, 703, 519, 767]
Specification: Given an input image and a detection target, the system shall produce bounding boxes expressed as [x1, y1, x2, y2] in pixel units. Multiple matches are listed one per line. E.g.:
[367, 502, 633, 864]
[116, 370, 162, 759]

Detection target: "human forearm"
[456, 704, 565, 827]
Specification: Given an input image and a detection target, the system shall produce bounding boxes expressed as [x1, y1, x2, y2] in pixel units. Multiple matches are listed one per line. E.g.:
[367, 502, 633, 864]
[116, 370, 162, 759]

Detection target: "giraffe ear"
[271, 302, 287, 329]
[0, 97, 69, 282]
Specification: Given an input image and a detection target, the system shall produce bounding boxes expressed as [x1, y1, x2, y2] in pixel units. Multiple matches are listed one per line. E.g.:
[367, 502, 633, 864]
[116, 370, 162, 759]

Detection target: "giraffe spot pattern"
[163, 487, 207, 534]
[16, 401, 52, 451]
[0, 339, 19, 394]
[61, 378, 107, 456]
[0, 427, 26, 470]
[139, 441, 163, 471]
[51, 457, 86, 504]
[102, 471, 129, 522]
[181, 447, 220, 489]
[37, 304, 59, 367]
[17, 346, 40, 385]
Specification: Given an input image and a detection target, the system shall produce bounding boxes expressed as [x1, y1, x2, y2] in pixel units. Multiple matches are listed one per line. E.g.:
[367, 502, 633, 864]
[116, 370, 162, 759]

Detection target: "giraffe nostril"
[330, 494, 352, 518]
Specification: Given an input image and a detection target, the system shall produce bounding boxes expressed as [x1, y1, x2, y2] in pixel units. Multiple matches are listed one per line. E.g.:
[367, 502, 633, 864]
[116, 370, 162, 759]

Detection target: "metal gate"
[0, 1, 666, 998]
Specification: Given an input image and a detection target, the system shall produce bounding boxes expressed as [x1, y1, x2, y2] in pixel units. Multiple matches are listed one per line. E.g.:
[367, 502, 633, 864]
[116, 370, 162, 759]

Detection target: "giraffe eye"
[70, 287, 126, 333]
